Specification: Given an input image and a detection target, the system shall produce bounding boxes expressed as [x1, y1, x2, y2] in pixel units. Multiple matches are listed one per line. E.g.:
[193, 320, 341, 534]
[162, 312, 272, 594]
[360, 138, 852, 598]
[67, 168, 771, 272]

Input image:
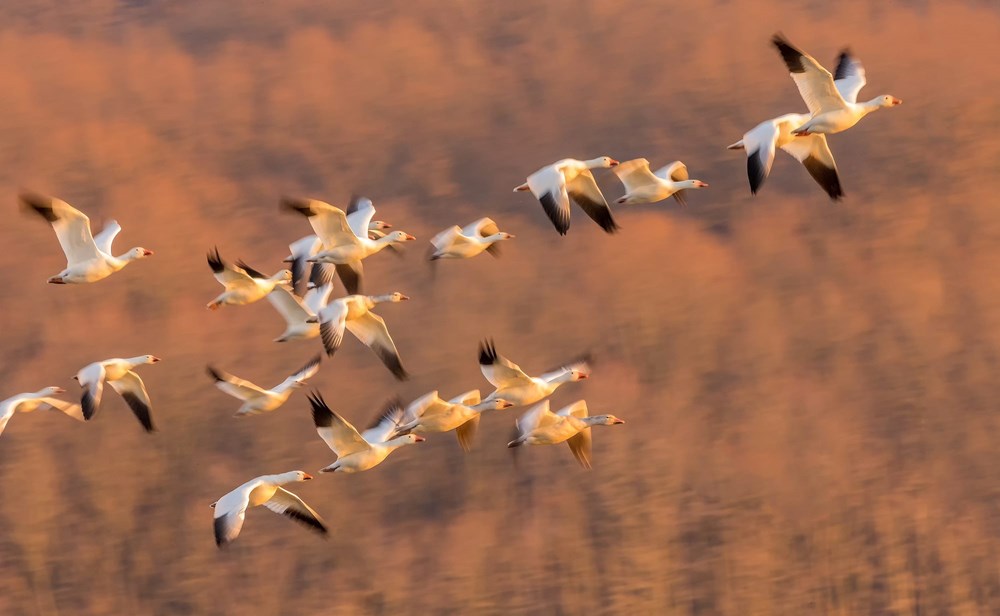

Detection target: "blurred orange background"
[1, 1, 999, 614]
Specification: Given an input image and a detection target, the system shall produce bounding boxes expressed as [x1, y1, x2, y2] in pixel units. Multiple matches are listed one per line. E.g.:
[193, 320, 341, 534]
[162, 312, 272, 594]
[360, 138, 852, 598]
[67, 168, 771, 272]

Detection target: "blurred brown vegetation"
[1, 0, 1000, 614]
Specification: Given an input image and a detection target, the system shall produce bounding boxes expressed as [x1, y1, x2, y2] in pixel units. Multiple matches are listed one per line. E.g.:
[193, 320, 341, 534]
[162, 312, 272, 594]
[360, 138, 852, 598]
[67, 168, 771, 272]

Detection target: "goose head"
[383, 230, 416, 244]
[388, 434, 426, 448]
[294, 471, 314, 481]
[681, 179, 709, 189]
[37, 386, 66, 396]
[376, 291, 410, 304]
[497, 232, 515, 241]
[593, 414, 625, 425]
[871, 95, 903, 109]
[587, 156, 619, 169]
[123, 247, 154, 261]
[369, 220, 392, 231]
[131, 355, 161, 366]
[270, 269, 293, 284]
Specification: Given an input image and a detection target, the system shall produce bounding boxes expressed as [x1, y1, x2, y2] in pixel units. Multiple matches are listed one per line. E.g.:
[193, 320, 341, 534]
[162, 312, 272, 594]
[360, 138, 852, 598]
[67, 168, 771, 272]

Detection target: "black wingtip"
[120, 392, 156, 433]
[748, 151, 767, 196]
[833, 48, 854, 81]
[206, 365, 224, 382]
[308, 391, 333, 427]
[539, 192, 570, 235]
[214, 518, 229, 548]
[479, 339, 498, 366]
[19, 191, 59, 222]
[280, 196, 314, 216]
[771, 33, 806, 73]
[802, 155, 845, 201]
[207, 247, 225, 274]
[235, 260, 266, 280]
[82, 390, 96, 421]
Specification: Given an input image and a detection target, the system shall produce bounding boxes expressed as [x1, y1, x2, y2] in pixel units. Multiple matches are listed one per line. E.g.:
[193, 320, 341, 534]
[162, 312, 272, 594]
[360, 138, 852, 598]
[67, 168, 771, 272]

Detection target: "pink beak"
[52, 387, 66, 394]
[609, 159, 620, 167]
[404, 234, 416, 241]
[414, 436, 426, 442]
[302, 473, 314, 480]
[892, 97, 903, 106]
[398, 294, 411, 301]
[696, 181, 709, 188]
[150, 356, 162, 363]
[142, 249, 154, 256]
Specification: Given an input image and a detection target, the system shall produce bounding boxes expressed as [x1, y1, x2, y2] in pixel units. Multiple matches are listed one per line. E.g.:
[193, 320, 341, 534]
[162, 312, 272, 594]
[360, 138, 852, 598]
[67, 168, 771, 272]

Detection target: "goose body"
[75, 355, 160, 432]
[392, 390, 514, 451]
[282, 196, 415, 294]
[309, 292, 410, 380]
[478, 340, 590, 407]
[612, 159, 708, 206]
[308, 392, 424, 474]
[208, 355, 320, 416]
[508, 400, 624, 469]
[212, 470, 326, 547]
[0, 387, 83, 438]
[772, 34, 901, 136]
[285, 219, 392, 295]
[21, 193, 153, 284]
[513, 157, 620, 235]
[429, 218, 514, 260]
[206, 248, 291, 310]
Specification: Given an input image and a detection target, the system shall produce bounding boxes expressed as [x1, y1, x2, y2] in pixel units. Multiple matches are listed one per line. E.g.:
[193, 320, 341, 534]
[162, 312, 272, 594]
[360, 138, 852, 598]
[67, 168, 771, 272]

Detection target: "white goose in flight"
[308, 392, 424, 474]
[307, 292, 410, 380]
[212, 470, 326, 547]
[74, 355, 160, 432]
[206, 247, 291, 310]
[612, 159, 708, 206]
[772, 34, 901, 136]
[478, 340, 590, 407]
[508, 400, 624, 469]
[429, 218, 515, 261]
[21, 192, 153, 284]
[391, 390, 514, 451]
[282, 196, 415, 295]
[513, 157, 620, 235]
[207, 355, 321, 416]
[0, 387, 83, 438]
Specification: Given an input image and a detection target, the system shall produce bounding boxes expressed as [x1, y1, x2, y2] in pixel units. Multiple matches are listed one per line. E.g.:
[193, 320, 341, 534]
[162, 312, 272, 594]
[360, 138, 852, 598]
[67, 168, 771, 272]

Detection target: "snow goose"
[391, 390, 514, 452]
[206, 247, 292, 310]
[20, 192, 153, 284]
[513, 157, 620, 235]
[307, 292, 410, 380]
[772, 34, 901, 136]
[285, 219, 392, 295]
[308, 392, 424, 473]
[612, 159, 708, 206]
[478, 340, 590, 407]
[266, 264, 336, 342]
[507, 400, 624, 469]
[207, 355, 321, 416]
[0, 387, 83, 438]
[74, 355, 160, 432]
[727, 113, 843, 199]
[429, 218, 515, 261]
[281, 196, 415, 295]
[212, 470, 326, 547]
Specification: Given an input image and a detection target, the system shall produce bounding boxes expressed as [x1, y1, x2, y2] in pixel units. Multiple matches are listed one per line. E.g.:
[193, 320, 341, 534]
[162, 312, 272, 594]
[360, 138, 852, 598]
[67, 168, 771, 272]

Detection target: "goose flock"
[2, 34, 901, 547]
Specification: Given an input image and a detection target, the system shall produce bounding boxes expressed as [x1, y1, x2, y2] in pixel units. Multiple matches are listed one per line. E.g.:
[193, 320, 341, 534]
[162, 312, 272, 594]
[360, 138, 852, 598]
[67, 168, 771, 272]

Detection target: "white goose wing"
[92, 220, 121, 256]
[558, 400, 593, 469]
[267, 285, 313, 329]
[345, 195, 377, 239]
[526, 164, 572, 235]
[308, 392, 371, 456]
[360, 399, 405, 444]
[461, 217, 499, 239]
[515, 400, 559, 437]
[742, 119, 782, 196]
[655, 161, 690, 206]
[613, 158, 660, 193]
[317, 300, 349, 357]
[566, 169, 618, 233]
[108, 371, 156, 432]
[272, 355, 322, 393]
[36, 397, 85, 422]
[281, 197, 358, 247]
[207, 366, 269, 401]
[478, 340, 532, 388]
[780, 133, 844, 200]
[772, 34, 847, 115]
[405, 391, 450, 422]
[303, 283, 334, 315]
[262, 487, 328, 536]
[213, 479, 258, 547]
[21, 193, 103, 266]
[287, 234, 322, 296]
[78, 361, 107, 421]
[346, 311, 408, 380]
[431, 226, 463, 251]
[833, 49, 866, 104]
[455, 415, 481, 452]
